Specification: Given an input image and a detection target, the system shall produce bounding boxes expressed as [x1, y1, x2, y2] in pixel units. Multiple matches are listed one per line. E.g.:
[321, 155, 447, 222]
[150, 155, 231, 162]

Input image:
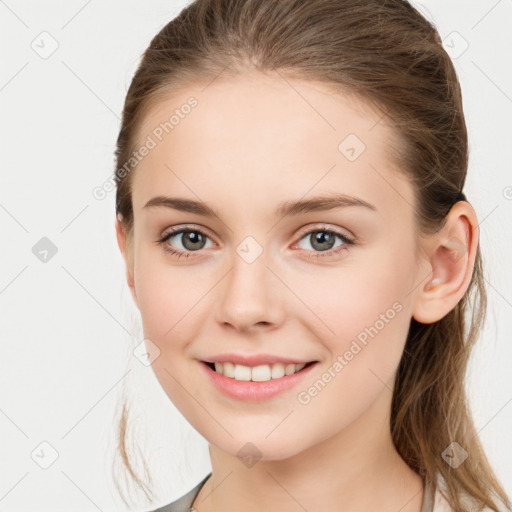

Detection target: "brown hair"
[113, 1, 510, 510]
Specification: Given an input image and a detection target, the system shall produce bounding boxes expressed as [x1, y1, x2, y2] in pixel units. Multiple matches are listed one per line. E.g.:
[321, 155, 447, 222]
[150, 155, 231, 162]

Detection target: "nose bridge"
[216, 237, 281, 330]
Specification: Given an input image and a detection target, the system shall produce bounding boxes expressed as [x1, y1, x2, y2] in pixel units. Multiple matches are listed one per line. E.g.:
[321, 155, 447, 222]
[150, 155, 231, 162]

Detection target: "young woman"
[113, 0, 511, 510]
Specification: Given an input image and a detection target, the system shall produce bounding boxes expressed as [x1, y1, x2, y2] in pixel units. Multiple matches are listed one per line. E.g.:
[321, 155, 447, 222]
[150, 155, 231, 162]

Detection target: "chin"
[212, 433, 311, 464]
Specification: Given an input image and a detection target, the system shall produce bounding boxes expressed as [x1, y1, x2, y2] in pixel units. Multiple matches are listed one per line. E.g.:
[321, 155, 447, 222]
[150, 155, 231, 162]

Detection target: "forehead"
[131, 72, 413, 218]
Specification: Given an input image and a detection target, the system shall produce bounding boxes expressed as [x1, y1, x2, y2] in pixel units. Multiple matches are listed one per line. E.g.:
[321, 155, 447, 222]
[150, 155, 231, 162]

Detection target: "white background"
[1, 1, 511, 510]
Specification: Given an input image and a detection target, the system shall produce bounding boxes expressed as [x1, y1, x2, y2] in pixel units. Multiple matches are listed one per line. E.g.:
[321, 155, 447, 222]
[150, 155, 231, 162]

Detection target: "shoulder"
[433, 485, 499, 512]
[148, 473, 211, 512]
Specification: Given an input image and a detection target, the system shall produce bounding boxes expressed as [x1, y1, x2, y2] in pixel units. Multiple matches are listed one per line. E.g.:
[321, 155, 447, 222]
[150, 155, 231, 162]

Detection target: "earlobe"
[412, 202, 478, 324]
[115, 215, 139, 309]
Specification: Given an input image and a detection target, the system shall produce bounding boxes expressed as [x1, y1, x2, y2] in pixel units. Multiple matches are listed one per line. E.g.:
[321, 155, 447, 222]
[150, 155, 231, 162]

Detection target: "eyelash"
[156, 225, 355, 260]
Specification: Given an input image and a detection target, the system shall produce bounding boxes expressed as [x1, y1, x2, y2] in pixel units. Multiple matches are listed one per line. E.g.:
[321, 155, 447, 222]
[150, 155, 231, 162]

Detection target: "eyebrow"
[143, 193, 377, 218]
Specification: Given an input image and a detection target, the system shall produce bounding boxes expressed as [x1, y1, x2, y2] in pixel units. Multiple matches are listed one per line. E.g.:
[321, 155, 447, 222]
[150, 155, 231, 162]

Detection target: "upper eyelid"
[159, 225, 217, 251]
[295, 223, 353, 240]
[163, 224, 215, 239]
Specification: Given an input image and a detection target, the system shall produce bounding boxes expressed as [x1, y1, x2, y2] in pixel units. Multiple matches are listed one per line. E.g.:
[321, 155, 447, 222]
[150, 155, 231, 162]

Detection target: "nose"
[215, 250, 284, 333]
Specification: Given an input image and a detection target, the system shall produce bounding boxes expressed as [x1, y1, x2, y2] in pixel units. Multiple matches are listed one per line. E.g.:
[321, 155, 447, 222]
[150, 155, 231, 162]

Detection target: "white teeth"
[285, 363, 296, 375]
[223, 362, 235, 378]
[211, 361, 308, 381]
[234, 364, 251, 381]
[271, 363, 285, 379]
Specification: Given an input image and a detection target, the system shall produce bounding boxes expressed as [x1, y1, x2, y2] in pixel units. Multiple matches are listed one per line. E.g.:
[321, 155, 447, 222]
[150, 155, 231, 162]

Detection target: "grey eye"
[297, 230, 346, 252]
[164, 229, 213, 251]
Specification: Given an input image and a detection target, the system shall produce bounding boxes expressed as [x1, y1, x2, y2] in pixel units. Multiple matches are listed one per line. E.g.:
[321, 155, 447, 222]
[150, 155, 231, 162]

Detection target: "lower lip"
[199, 361, 319, 402]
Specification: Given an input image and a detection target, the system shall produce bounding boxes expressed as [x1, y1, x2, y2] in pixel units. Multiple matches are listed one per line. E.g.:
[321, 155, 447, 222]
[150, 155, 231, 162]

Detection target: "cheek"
[293, 245, 415, 376]
[133, 255, 206, 408]
[289, 265, 413, 436]
[133, 248, 205, 344]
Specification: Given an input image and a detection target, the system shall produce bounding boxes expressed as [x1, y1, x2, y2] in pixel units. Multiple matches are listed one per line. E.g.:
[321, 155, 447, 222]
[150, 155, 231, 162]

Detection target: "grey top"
[150, 473, 211, 512]
[150, 472, 437, 512]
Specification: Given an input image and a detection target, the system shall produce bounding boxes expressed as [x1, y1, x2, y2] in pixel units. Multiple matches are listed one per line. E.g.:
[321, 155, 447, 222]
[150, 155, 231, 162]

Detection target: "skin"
[115, 71, 479, 512]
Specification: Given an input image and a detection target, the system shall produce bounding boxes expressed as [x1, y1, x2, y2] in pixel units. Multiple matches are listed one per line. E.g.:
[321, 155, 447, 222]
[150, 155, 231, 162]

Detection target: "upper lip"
[201, 353, 318, 366]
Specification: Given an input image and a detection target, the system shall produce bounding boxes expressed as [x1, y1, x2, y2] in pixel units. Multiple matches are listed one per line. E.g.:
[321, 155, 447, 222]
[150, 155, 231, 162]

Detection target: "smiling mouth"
[203, 360, 317, 381]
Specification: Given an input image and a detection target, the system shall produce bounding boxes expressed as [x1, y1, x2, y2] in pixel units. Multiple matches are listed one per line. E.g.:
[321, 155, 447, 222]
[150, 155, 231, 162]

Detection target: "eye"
[156, 224, 354, 260]
[293, 225, 354, 259]
[156, 226, 214, 259]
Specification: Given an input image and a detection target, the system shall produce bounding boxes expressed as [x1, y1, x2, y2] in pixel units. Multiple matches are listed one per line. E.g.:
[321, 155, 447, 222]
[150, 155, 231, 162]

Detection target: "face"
[120, 71, 429, 461]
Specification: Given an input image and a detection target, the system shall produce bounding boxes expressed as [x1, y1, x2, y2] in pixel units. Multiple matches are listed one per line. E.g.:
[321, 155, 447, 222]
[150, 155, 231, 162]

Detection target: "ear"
[412, 201, 479, 324]
[115, 214, 139, 309]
